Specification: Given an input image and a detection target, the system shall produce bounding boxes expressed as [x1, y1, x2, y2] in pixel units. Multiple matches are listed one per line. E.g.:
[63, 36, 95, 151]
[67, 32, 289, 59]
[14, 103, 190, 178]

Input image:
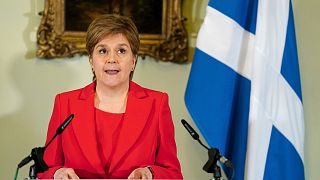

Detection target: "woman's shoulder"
[130, 81, 168, 98]
[56, 82, 95, 99]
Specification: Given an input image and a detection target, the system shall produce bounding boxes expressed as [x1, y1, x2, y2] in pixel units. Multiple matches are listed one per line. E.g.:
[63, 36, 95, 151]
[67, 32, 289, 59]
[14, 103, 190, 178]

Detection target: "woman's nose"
[106, 51, 117, 64]
[107, 58, 116, 64]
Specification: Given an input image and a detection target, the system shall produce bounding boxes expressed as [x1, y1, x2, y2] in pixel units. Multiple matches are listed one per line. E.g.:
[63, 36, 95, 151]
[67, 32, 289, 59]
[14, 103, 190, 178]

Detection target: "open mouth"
[105, 70, 120, 75]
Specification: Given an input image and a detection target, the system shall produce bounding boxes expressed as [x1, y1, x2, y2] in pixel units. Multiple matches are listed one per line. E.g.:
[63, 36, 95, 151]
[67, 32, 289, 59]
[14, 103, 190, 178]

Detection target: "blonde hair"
[86, 14, 140, 81]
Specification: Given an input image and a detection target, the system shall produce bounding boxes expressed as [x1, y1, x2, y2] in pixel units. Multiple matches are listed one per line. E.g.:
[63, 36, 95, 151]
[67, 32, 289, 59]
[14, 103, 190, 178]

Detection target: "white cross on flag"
[185, 0, 304, 179]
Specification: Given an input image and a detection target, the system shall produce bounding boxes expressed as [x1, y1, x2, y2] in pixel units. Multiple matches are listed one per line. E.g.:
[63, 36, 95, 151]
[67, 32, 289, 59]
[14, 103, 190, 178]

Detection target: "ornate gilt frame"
[36, 0, 188, 62]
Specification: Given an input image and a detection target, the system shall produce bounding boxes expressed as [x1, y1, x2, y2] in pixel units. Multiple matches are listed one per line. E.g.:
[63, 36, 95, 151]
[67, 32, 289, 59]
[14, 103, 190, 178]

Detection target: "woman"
[37, 14, 183, 179]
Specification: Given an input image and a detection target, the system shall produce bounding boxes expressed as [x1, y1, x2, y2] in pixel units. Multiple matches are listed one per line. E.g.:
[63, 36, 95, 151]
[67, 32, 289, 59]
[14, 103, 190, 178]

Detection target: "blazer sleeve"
[37, 94, 64, 178]
[149, 93, 183, 179]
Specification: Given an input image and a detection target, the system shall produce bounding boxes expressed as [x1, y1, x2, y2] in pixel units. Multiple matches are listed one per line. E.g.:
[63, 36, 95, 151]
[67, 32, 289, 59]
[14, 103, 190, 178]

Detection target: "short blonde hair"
[86, 14, 140, 81]
[86, 14, 140, 57]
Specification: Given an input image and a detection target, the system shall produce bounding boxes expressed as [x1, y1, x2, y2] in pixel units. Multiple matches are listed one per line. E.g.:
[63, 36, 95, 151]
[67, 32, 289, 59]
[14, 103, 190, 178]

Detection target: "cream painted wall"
[293, 1, 320, 180]
[0, 0, 318, 179]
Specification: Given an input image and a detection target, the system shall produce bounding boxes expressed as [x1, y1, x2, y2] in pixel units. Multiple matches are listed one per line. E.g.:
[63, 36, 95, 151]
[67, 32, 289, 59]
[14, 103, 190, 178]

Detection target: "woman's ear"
[132, 55, 137, 71]
[89, 57, 93, 68]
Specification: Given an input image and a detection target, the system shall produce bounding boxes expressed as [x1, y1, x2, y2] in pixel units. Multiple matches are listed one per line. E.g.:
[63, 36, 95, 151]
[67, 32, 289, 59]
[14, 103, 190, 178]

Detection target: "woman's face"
[90, 33, 136, 88]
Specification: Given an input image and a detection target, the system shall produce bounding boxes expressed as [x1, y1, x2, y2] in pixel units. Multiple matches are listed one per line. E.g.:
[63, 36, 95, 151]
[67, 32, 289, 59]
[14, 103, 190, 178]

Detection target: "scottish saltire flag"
[185, 0, 304, 179]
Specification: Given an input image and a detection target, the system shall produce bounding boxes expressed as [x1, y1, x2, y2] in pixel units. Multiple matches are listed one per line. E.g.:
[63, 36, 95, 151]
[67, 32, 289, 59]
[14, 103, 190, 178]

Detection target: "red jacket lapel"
[109, 81, 154, 173]
[70, 82, 105, 175]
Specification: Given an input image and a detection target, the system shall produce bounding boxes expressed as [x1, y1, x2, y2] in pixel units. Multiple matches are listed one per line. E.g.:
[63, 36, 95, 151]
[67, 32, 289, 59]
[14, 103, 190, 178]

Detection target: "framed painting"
[36, 0, 188, 62]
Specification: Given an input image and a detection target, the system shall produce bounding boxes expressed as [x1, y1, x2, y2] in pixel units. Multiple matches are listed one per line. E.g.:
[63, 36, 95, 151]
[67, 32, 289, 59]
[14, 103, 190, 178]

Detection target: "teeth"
[105, 70, 119, 74]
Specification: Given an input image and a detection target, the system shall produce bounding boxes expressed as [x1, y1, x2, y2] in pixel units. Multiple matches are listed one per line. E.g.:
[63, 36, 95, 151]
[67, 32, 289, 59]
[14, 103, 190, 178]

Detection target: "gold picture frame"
[36, 0, 188, 63]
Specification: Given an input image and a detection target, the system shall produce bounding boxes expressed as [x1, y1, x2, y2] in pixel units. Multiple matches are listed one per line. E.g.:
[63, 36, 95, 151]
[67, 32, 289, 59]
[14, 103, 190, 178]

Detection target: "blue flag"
[185, 0, 304, 179]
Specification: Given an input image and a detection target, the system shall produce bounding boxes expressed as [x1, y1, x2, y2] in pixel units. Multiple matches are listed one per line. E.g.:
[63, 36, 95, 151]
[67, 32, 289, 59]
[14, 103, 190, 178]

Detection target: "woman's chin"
[97, 79, 128, 88]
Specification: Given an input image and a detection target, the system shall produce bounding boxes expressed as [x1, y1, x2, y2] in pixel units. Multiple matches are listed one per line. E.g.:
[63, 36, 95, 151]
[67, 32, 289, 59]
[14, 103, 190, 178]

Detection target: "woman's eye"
[118, 48, 126, 54]
[98, 48, 107, 54]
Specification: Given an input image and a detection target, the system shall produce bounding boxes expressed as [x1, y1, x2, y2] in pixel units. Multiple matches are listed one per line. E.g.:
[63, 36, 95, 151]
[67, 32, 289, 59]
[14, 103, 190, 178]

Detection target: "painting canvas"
[36, 0, 188, 62]
[65, 0, 163, 34]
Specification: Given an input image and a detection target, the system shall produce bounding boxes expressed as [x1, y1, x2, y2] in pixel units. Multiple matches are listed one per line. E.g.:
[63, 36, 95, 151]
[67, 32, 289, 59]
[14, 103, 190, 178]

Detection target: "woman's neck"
[94, 82, 129, 113]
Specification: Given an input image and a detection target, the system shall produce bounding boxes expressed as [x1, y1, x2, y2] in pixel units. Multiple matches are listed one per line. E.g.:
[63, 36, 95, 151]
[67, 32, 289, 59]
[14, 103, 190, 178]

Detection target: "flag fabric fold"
[185, 0, 304, 179]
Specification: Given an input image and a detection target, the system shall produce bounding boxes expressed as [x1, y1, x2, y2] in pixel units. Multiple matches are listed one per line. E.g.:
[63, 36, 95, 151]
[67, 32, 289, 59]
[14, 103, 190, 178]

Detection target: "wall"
[294, 1, 320, 180]
[0, 0, 319, 179]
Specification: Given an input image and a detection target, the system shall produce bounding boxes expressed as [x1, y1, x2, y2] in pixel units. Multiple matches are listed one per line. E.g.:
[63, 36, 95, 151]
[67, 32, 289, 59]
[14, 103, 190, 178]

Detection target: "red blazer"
[38, 81, 183, 179]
